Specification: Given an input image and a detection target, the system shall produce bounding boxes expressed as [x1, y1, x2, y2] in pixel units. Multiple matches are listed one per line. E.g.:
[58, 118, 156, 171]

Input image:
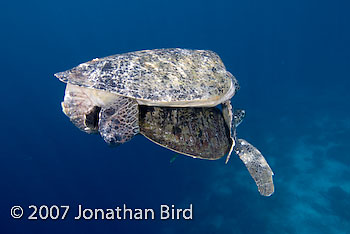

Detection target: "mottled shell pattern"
[55, 48, 237, 107]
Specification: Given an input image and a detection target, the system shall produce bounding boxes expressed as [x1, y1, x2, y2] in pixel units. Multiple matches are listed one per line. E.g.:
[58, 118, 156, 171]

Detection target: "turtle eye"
[84, 106, 102, 131]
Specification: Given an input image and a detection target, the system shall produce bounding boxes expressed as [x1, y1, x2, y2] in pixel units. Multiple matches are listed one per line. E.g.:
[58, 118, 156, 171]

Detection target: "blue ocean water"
[1, 0, 349, 233]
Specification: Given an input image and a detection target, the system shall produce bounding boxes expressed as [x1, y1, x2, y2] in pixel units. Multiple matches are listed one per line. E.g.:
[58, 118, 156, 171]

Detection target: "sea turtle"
[139, 106, 274, 196]
[55, 48, 274, 196]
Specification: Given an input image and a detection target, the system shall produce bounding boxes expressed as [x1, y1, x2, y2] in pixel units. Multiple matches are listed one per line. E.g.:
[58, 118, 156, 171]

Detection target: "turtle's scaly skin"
[99, 96, 139, 145]
[55, 48, 236, 107]
[139, 106, 232, 159]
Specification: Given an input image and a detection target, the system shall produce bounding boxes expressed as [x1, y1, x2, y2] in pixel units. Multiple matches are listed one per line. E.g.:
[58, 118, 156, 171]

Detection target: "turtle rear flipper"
[98, 97, 139, 145]
[235, 139, 274, 196]
[233, 109, 245, 127]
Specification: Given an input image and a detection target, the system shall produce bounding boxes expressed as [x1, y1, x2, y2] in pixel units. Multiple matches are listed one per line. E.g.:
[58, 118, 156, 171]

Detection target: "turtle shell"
[139, 106, 233, 159]
[55, 48, 237, 107]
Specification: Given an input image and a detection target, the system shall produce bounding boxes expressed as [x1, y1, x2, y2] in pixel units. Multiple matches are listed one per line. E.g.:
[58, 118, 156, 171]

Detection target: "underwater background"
[1, 0, 349, 233]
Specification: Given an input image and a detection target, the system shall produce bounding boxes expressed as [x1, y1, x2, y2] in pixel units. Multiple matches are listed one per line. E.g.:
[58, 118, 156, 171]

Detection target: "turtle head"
[61, 83, 101, 134]
[61, 83, 140, 145]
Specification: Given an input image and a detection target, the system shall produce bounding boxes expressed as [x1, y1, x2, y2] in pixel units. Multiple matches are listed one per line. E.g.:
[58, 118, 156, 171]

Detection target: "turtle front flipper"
[235, 139, 274, 196]
[98, 96, 139, 145]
